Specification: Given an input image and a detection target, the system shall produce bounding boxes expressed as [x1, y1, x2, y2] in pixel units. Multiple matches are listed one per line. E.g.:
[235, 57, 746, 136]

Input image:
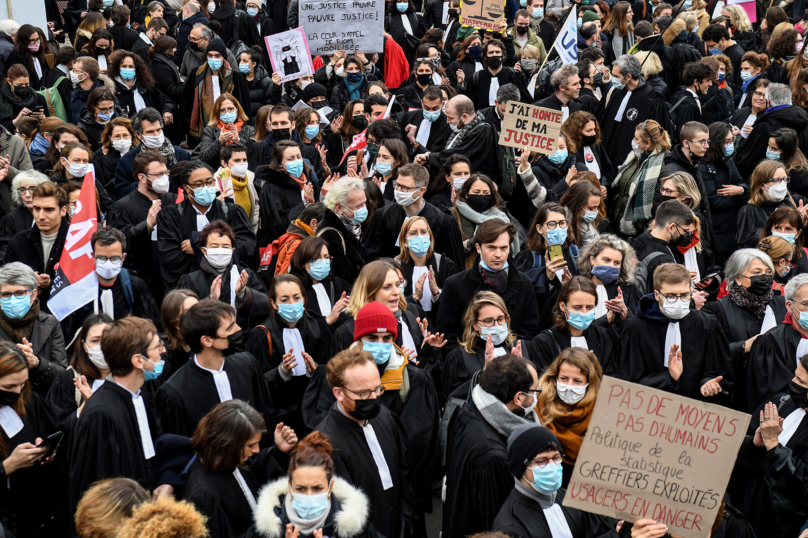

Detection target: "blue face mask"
[565, 306, 595, 330]
[346, 71, 363, 83]
[577, 17, 582, 28]
[208, 58, 223, 71]
[307, 258, 331, 281]
[396, 1, 408, 10]
[120, 68, 136, 81]
[220, 111, 237, 124]
[278, 301, 305, 323]
[796, 308, 808, 330]
[546, 227, 567, 246]
[548, 149, 567, 164]
[376, 161, 393, 176]
[766, 149, 781, 160]
[480, 323, 509, 345]
[98, 112, 113, 122]
[362, 340, 393, 364]
[247, 7, 259, 16]
[0, 295, 31, 320]
[286, 159, 304, 178]
[480, 259, 508, 272]
[773, 231, 797, 244]
[528, 462, 563, 494]
[191, 185, 217, 206]
[291, 491, 329, 520]
[582, 209, 598, 223]
[682, 0, 692, 7]
[239, 63, 252, 74]
[103, 0, 114, 6]
[612, 76, 626, 90]
[408, 235, 431, 257]
[709, 47, 721, 56]
[143, 359, 164, 381]
[532, 7, 543, 17]
[423, 109, 441, 122]
[718, 72, 725, 82]
[740, 71, 753, 81]
[349, 205, 368, 224]
[305, 125, 320, 139]
[723, 143, 734, 156]
[591, 265, 620, 284]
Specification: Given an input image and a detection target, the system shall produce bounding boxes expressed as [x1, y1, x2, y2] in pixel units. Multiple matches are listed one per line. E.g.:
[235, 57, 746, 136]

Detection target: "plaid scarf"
[190, 63, 234, 138]
[619, 147, 667, 235]
[480, 264, 509, 294]
[447, 111, 486, 150]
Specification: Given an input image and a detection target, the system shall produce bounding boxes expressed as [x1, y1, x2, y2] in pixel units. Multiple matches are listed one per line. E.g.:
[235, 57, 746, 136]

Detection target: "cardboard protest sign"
[498, 102, 563, 155]
[563, 377, 750, 538]
[300, 0, 384, 54]
[265, 28, 314, 84]
[460, 0, 504, 31]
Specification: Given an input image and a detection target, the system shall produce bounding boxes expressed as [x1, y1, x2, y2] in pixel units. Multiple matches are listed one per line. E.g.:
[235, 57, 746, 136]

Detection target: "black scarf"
[0, 82, 36, 124]
[0, 298, 40, 343]
[479, 265, 509, 294]
[728, 282, 772, 319]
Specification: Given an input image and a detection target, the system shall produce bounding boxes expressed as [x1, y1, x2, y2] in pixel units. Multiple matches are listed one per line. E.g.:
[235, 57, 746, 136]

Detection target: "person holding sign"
[457, 40, 532, 112]
[618, 262, 732, 401]
[492, 423, 619, 538]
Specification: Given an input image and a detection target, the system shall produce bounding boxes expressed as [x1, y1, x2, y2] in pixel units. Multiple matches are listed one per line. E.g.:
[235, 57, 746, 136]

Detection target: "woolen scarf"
[231, 174, 251, 217]
[0, 82, 37, 125]
[618, 147, 666, 235]
[542, 399, 595, 465]
[480, 264, 509, 294]
[344, 76, 364, 101]
[455, 199, 520, 252]
[190, 63, 234, 138]
[728, 281, 772, 319]
[472, 384, 536, 438]
[0, 298, 40, 343]
[216, 117, 245, 141]
[156, 135, 177, 168]
[284, 492, 331, 535]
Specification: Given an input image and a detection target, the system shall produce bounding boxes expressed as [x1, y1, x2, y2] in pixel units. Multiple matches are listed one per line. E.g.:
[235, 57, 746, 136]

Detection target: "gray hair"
[613, 54, 642, 80]
[0, 20, 21, 36]
[448, 95, 475, 117]
[785, 273, 808, 302]
[11, 170, 49, 207]
[496, 83, 521, 105]
[766, 83, 792, 107]
[132, 107, 164, 132]
[577, 234, 636, 284]
[193, 22, 214, 41]
[550, 64, 579, 91]
[185, 2, 200, 14]
[724, 249, 774, 286]
[324, 177, 365, 210]
[0, 262, 37, 290]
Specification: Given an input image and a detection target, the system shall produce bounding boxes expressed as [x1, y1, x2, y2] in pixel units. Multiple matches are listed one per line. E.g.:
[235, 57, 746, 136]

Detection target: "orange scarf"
[216, 118, 244, 144]
[290, 171, 307, 190]
[542, 400, 595, 465]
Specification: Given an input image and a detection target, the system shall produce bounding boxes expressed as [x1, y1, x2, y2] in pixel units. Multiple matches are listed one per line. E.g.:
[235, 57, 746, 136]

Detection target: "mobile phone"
[34, 106, 43, 112]
[38, 431, 63, 460]
[548, 244, 564, 263]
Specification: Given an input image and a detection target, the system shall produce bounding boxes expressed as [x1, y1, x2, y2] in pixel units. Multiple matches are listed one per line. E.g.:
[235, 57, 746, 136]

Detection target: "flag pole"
[533, 1, 578, 78]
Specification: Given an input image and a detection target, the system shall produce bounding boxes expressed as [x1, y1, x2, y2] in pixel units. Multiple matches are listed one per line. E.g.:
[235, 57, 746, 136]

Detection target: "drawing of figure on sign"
[265, 27, 314, 84]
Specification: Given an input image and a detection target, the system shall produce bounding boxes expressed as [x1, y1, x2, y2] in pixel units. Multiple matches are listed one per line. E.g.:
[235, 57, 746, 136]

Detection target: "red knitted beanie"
[354, 301, 398, 341]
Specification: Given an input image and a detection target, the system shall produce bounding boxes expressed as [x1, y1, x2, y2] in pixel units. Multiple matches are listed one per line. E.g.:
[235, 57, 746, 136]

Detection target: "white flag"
[555, 12, 579, 65]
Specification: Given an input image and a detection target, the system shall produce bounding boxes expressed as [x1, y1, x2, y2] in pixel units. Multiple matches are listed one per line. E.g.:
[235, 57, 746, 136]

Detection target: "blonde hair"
[661, 172, 701, 209]
[460, 291, 516, 352]
[397, 216, 434, 263]
[770, 22, 794, 45]
[347, 260, 406, 317]
[677, 12, 698, 32]
[75, 478, 149, 538]
[723, 4, 752, 32]
[749, 159, 789, 207]
[635, 120, 672, 153]
[520, 44, 541, 59]
[758, 235, 794, 261]
[117, 496, 208, 538]
[635, 51, 662, 76]
[207, 93, 249, 127]
[538, 348, 602, 423]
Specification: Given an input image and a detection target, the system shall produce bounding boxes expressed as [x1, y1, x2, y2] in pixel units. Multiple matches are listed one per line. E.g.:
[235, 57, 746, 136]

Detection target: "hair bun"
[292, 431, 333, 458]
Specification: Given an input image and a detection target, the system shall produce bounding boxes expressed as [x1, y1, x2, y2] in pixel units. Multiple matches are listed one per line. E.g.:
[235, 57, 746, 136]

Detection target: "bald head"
[445, 95, 474, 128]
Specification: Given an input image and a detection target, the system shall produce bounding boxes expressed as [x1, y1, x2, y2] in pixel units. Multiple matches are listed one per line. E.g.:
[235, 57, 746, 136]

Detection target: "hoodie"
[637, 292, 669, 321]
[736, 105, 808, 179]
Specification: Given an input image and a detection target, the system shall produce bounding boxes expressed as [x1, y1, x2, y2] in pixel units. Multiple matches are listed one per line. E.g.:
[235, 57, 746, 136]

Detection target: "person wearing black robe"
[318, 203, 366, 285]
[492, 423, 620, 538]
[746, 274, 808, 412]
[156, 163, 256, 290]
[156, 299, 275, 439]
[399, 92, 452, 159]
[619, 267, 733, 403]
[399, 248, 460, 326]
[0, 204, 33, 265]
[530, 324, 620, 377]
[314, 348, 419, 538]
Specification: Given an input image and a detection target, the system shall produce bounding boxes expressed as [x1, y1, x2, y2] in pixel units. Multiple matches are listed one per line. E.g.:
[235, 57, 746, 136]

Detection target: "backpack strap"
[257, 325, 273, 356]
[670, 94, 689, 112]
[316, 226, 346, 254]
[119, 268, 134, 313]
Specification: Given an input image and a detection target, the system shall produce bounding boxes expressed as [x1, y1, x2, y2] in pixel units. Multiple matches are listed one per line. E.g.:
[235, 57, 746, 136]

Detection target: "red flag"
[338, 129, 368, 166]
[48, 172, 99, 321]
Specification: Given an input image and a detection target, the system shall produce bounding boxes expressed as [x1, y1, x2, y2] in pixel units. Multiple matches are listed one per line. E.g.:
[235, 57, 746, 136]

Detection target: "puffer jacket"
[245, 66, 277, 119]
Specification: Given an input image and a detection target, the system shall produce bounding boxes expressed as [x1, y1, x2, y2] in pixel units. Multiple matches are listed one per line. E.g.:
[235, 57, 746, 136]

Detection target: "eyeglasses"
[17, 186, 36, 194]
[393, 181, 421, 192]
[542, 220, 568, 230]
[28, 38, 40, 45]
[96, 255, 123, 263]
[766, 177, 789, 185]
[0, 289, 33, 300]
[396, 279, 408, 288]
[477, 315, 510, 327]
[688, 139, 710, 147]
[146, 342, 166, 353]
[659, 186, 679, 196]
[752, 91, 767, 99]
[792, 300, 808, 310]
[188, 178, 217, 189]
[342, 385, 385, 400]
[660, 293, 692, 302]
[529, 453, 564, 468]
[96, 106, 115, 115]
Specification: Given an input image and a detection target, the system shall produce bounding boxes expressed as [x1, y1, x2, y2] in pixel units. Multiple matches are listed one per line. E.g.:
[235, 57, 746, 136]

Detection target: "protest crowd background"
[8, 0, 808, 535]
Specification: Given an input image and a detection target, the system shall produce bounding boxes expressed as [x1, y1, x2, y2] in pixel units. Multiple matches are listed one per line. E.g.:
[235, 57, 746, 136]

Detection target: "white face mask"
[658, 296, 690, 320]
[520, 391, 537, 410]
[112, 138, 132, 155]
[96, 259, 123, 280]
[150, 174, 170, 194]
[556, 381, 588, 405]
[452, 176, 468, 190]
[141, 132, 165, 149]
[63, 159, 89, 178]
[335, 66, 345, 77]
[768, 181, 788, 201]
[230, 162, 249, 178]
[394, 187, 420, 207]
[85, 343, 109, 369]
[205, 247, 233, 270]
[208, 1, 216, 11]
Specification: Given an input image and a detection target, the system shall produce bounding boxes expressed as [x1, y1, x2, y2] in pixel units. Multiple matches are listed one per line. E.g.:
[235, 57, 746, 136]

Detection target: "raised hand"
[700, 376, 723, 397]
[235, 270, 249, 293]
[484, 334, 495, 365]
[74, 375, 93, 402]
[511, 340, 522, 357]
[210, 275, 222, 301]
[275, 422, 299, 452]
[281, 348, 298, 374]
[667, 344, 683, 381]
[326, 292, 349, 325]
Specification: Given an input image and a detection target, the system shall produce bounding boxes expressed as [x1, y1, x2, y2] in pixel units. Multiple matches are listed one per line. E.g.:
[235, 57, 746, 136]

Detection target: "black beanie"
[206, 37, 228, 59]
[507, 424, 561, 478]
[302, 83, 328, 102]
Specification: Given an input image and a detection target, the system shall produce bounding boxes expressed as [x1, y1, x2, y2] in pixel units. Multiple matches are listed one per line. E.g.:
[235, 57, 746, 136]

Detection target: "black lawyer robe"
[529, 324, 620, 378]
[156, 352, 275, 438]
[0, 206, 33, 265]
[399, 109, 452, 158]
[301, 275, 352, 319]
[426, 114, 501, 184]
[746, 320, 805, 412]
[329, 309, 426, 358]
[399, 252, 460, 325]
[441, 338, 530, 404]
[314, 404, 418, 538]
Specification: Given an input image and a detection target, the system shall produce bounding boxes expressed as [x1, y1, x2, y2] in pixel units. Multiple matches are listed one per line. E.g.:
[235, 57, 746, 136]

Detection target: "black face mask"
[652, 191, 676, 215]
[223, 329, 245, 355]
[487, 56, 503, 68]
[789, 380, 808, 408]
[311, 100, 327, 109]
[581, 134, 597, 147]
[416, 73, 432, 86]
[593, 72, 603, 85]
[448, 8, 458, 17]
[747, 274, 773, 296]
[466, 194, 492, 212]
[271, 128, 292, 141]
[190, 41, 203, 53]
[0, 388, 21, 406]
[516, 25, 529, 35]
[348, 396, 381, 420]
[673, 229, 694, 248]
[353, 115, 368, 130]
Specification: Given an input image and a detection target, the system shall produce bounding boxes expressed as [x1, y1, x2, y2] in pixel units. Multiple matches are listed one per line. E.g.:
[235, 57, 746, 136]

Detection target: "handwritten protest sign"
[498, 102, 563, 155]
[460, 0, 504, 30]
[300, 0, 384, 54]
[266, 28, 314, 84]
[563, 377, 750, 538]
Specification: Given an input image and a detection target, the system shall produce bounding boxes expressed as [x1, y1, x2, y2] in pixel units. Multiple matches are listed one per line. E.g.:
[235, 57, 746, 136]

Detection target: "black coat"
[256, 166, 316, 248]
[441, 338, 530, 403]
[78, 107, 120, 152]
[445, 58, 484, 87]
[574, 142, 615, 187]
[435, 257, 541, 351]
[211, 4, 262, 48]
[384, 11, 427, 67]
[92, 146, 124, 194]
[735, 104, 808, 179]
[669, 86, 703, 137]
[314, 209, 364, 285]
[0, 309, 67, 398]
[245, 67, 276, 119]
[0, 206, 32, 264]
[6, 50, 48, 89]
[151, 52, 185, 104]
[426, 113, 501, 183]
[400, 109, 452, 156]
[329, 77, 369, 115]
[737, 197, 807, 248]
[745, 322, 804, 412]
[109, 24, 140, 52]
[113, 79, 174, 118]
[530, 324, 620, 377]
[5, 218, 69, 312]
[462, 67, 531, 111]
[699, 156, 747, 254]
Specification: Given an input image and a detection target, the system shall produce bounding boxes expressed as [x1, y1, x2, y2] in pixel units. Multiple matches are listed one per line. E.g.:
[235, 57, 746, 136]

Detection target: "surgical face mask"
[278, 301, 305, 323]
[96, 259, 123, 280]
[564, 306, 595, 331]
[305, 125, 320, 139]
[112, 137, 132, 155]
[682, 0, 692, 7]
[658, 296, 690, 320]
[480, 323, 508, 345]
[228, 162, 248, 179]
[192, 185, 217, 206]
[548, 149, 567, 164]
[612, 76, 627, 90]
[141, 132, 165, 149]
[394, 187, 420, 207]
[582, 209, 598, 223]
[740, 71, 753, 81]
[773, 231, 797, 244]
[408, 235, 431, 257]
[27, 43, 40, 52]
[0, 295, 31, 319]
[335, 66, 345, 77]
[97, 111, 113, 123]
[208, 1, 216, 11]
[767, 181, 788, 202]
[85, 344, 109, 369]
[347, 205, 368, 224]
[795, 306, 808, 330]
[120, 68, 136, 81]
[396, 1, 408, 11]
[423, 109, 441, 122]
[591, 265, 620, 284]
[247, 7, 259, 16]
[239, 63, 252, 74]
[150, 174, 170, 193]
[208, 58, 223, 71]
[577, 17, 582, 27]
[376, 161, 393, 176]
[631, 139, 642, 155]
[143, 359, 164, 381]
[545, 227, 567, 246]
[452, 176, 468, 190]
[766, 149, 781, 160]
[362, 340, 393, 364]
[205, 247, 233, 270]
[708, 47, 721, 56]
[64, 160, 89, 178]
[103, 0, 114, 6]
[557, 381, 588, 404]
[520, 391, 536, 410]
[521, 58, 537, 71]
[291, 491, 329, 520]
[307, 258, 331, 281]
[301, 80, 312, 89]
[220, 111, 237, 124]
[723, 143, 734, 156]
[286, 159, 304, 178]
[70, 70, 83, 85]
[527, 461, 563, 494]
[532, 7, 543, 17]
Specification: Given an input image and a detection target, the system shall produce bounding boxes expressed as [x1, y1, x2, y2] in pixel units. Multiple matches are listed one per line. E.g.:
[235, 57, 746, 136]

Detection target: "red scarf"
[216, 117, 244, 144]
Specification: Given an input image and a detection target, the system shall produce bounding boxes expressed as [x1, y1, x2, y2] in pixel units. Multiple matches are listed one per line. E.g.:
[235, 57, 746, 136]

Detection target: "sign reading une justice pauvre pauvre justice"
[498, 102, 562, 155]
[562, 377, 750, 538]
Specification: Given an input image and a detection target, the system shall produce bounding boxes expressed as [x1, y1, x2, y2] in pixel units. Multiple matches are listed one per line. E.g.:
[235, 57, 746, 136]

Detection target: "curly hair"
[107, 49, 155, 89]
[562, 111, 600, 150]
[767, 28, 800, 60]
[116, 496, 209, 538]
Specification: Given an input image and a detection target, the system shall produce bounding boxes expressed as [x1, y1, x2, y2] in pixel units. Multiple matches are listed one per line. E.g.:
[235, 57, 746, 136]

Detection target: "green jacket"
[506, 26, 546, 62]
[0, 125, 33, 213]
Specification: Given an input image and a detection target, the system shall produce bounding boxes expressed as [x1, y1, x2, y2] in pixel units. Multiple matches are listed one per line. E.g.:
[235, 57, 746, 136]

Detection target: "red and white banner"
[338, 129, 368, 166]
[48, 172, 99, 321]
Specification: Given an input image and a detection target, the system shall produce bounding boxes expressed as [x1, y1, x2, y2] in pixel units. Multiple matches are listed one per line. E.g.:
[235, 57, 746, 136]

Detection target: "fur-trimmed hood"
[253, 476, 369, 538]
[662, 18, 688, 46]
[98, 73, 116, 94]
